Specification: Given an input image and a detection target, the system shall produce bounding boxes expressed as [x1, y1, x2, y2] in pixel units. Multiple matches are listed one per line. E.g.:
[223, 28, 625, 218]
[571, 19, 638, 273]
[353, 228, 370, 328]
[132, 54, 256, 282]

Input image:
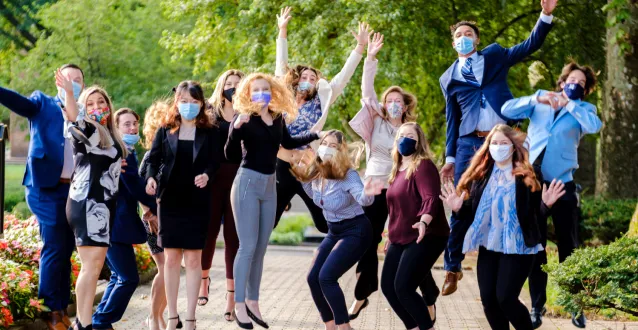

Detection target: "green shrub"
[269, 232, 303, 245]
[544, 236, 638, 318]
[579, 198, 636, 245]
[269, 215, 313, 245]
[11, 202, 31, 219]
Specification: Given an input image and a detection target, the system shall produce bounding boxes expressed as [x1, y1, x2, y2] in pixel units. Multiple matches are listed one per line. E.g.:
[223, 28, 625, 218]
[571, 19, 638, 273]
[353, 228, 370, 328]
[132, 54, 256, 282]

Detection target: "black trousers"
[477, 247, 535, 330]
[528, 181, 579, 310]
[274, 159, 328, 233]
[381, 236, 447, 330]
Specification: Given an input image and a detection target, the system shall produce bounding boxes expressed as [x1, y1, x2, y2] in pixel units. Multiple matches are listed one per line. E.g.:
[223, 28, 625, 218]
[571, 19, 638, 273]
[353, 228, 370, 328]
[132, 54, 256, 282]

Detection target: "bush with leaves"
[544, 235, 638, 318]
[579, 198, 637, 245]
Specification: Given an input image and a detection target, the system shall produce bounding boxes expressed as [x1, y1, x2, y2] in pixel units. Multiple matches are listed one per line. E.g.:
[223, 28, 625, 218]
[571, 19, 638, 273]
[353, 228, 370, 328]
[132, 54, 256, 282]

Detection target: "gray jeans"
[231, 167, 277, 302]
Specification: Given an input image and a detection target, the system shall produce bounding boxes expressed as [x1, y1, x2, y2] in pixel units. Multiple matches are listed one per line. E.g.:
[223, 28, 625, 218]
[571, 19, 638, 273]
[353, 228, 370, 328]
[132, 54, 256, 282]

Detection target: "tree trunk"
[597, 2, 638, 198]
[628, 202, 638, 237]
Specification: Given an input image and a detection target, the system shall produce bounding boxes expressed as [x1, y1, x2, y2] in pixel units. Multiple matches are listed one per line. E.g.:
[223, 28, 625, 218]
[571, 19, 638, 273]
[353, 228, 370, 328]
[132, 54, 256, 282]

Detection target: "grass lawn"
[4, 164, 27, 215]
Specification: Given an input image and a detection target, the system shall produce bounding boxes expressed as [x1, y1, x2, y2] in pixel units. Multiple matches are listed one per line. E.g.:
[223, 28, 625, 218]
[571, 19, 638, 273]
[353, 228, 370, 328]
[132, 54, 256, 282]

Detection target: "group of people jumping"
[0, 0, 602, 329]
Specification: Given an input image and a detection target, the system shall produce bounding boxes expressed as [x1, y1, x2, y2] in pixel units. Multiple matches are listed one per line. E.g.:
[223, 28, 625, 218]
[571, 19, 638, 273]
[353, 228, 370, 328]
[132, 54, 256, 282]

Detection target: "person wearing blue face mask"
[145, 81, 220, 330]
[0, 64, 85, 330]
[502, 62, 601, 329]
[90, 108, 156, 330]
[438, 0, 558, 297]
[273, 7, 368, 235]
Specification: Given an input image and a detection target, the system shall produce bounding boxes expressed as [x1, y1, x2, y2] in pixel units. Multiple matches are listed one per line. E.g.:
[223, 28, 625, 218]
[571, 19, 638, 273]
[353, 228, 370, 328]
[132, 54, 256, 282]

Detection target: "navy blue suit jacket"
[111, 151, 156, 244]
[440, 17, 553, 158]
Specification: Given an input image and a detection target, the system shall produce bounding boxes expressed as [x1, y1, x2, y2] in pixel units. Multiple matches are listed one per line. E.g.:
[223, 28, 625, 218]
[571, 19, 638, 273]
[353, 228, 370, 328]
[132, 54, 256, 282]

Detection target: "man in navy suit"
[0, 64, 84, 329]
[438, 0, 557, 296]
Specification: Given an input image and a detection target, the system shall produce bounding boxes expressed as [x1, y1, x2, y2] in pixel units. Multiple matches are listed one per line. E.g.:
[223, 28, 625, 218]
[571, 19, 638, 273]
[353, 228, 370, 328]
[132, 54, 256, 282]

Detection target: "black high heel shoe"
[185, 319, 196, 330]
[167, 315, 183, 329]
[246, 306, 269, 329]
[198, 277, 211, 306]
[68, 319, 93, 330]
[224, 290, 235, 322]
[233, 308, 254, 329]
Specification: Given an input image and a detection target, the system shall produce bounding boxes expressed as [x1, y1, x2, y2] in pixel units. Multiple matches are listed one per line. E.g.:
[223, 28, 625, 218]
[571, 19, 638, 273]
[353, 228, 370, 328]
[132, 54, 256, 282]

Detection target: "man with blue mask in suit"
[438, 0, 557, 297]
[502, 62, 601, 329]
[0, 64, 84, 330]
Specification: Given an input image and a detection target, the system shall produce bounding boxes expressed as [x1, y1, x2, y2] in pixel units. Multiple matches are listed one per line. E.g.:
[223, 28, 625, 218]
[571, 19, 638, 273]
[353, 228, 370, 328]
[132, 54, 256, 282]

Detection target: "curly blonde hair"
[142, 99, 170, 149]
[234, 73, 297, 120]
[380, 86, 418, 123]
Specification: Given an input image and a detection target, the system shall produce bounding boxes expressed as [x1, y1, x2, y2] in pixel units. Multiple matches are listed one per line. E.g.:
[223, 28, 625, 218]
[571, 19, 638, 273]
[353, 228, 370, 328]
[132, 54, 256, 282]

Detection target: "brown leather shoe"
[43, 311, 69, 330]
[441, 271, 463, 296]
[61, 309, 72, 327]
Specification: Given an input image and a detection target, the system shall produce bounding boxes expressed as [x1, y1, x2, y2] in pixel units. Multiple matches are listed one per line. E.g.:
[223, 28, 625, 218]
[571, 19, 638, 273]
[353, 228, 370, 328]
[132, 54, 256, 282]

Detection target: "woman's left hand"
[195, 173, 209, 188]
[542, 179, 565, 208]
[351, 22, 372, 53]
[363, 178, 384, 196]
[412, 221, 427, 243]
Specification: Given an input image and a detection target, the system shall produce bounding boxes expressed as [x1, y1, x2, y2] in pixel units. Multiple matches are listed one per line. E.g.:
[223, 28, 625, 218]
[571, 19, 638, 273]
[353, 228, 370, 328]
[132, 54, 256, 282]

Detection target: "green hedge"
[269, 215, 313, 245]
[579, 198, 637, 245]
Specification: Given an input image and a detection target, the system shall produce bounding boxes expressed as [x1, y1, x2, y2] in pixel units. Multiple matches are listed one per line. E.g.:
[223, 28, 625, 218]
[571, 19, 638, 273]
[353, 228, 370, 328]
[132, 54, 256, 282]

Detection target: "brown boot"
[42, 311, 69, 330]
[60, 309, 72, 327]
[441, 271, 463, 296]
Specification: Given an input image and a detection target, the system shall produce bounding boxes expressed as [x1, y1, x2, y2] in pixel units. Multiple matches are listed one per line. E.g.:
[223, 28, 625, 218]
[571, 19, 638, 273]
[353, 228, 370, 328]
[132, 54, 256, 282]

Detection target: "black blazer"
[455, 164, 548, 247]
[146, 126, 220, 200]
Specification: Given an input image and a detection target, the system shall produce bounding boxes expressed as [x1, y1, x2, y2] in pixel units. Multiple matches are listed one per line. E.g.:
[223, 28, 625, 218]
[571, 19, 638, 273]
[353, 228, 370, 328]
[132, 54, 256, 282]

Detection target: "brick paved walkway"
[117, 246, 636, 330]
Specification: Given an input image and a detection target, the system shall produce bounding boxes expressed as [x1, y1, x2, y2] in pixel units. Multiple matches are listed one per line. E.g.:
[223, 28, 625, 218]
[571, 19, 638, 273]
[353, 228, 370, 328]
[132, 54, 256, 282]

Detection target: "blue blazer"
[0, 88, 67, 188]
[440, 17, 553, 158]
[111, 152, 157, 244]
[501, 90, 602, 183]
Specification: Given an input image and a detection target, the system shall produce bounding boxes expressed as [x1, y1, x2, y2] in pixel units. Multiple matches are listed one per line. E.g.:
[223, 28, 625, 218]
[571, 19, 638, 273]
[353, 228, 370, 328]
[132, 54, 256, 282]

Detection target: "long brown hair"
[388, 122, 434, 183]
[555, 61, 598, 97]
[162, 81, 213, 133]
[457, 124, 540, 198]
[291, 130, 364, 182]
[380, 86, 417, 123]
[234, 73, 297, 119]
[78, 86, 128, 157]
[209, 69, 245, 120]
[284, 65, 322, 101]
[142, 99, 170, 149]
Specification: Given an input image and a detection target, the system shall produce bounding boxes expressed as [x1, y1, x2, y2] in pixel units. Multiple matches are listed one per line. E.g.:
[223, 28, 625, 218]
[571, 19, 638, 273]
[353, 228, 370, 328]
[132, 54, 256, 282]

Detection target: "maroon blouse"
[386, 159, 450, 245]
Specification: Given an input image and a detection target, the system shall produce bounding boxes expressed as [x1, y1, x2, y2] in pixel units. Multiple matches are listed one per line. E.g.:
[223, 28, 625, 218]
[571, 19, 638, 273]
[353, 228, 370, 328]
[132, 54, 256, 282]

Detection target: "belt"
[59, 178, 71, 184]
[473, 130, 490, 138]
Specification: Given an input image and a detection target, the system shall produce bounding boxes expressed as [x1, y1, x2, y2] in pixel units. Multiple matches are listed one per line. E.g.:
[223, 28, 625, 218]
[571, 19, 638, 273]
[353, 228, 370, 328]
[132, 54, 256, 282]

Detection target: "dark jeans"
[354, 190, 388, 300]
[477, 247, 534, 330]
[92, 242, 140, 329]
[381, 236, 447, 330]
[444, 135, 485, 272]
[274, 159, 328, 233]
[307, 214, 372, 325]
[26, 184, 75, 312]
[529, 181, 579, 310]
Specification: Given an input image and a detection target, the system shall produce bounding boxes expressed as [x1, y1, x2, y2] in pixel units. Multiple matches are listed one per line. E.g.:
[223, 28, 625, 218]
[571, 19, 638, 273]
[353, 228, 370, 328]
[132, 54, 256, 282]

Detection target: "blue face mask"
[122, 133, 140, 146]
[397, 137, 417, 157]
[57, 81, 83, 103]
[564, 83, 585, 100]
[454, 36, 475, 56]
[297, 81, 313, 92]
[251, 91, 272, 106]
[178, 102, 200, 121]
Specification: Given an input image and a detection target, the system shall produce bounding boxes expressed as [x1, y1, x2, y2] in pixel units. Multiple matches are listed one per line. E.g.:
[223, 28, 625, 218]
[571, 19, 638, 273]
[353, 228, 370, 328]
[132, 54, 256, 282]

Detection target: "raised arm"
[275, 7, 292, 78]
[362, 32, 383, 101]
[501, 90, 544, 120]
[0, 87, 40, 118]
[56, 68, 80, 122]
[504, 0, 556, 66]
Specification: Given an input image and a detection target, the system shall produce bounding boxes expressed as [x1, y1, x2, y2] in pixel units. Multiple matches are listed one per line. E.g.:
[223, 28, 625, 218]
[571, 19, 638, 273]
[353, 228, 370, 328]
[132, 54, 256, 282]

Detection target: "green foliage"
[4, 164, 26, 212]
[270, 215, 313, 245]
[544, 236, 638, 317]
[602, 0, 634, 55]
[11, 202, 31, 220]
[579, 197, 637, 245]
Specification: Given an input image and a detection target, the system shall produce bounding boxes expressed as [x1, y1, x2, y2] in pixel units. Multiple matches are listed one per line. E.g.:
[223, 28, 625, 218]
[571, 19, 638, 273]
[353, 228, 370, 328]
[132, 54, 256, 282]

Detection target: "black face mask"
[223, 88, 236, 102]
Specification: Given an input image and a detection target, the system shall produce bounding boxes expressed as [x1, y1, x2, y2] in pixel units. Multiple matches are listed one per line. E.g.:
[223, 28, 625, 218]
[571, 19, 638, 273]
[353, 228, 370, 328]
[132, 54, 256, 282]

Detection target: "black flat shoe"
[68, 319, 93, 330]
[233, 309, 254, 329]
[429, 304, 437, 324]
[572, 312, 586, 328]
[531, 306, 546, 329]
[348, 298, 369, 320]
[246, 306, 269, 329]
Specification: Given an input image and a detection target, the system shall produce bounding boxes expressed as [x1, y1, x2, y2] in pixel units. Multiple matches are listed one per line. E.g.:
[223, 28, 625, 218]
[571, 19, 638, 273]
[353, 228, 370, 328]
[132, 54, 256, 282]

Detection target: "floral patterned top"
[462, 164, 543, 255]
[65, 113, 123, 246]
[286, 94, 322, 149]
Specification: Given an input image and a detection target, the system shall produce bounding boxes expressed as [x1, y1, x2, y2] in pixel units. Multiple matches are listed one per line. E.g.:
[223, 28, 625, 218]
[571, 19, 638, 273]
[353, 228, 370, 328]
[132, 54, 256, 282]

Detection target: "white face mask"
[489, 144, 513, 162]
[317, 145, 337, 162]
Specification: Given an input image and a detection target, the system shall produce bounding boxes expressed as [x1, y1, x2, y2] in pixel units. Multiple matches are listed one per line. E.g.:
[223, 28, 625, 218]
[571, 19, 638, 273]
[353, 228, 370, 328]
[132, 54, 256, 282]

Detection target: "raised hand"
[363, 177, 384, 196]
[277, 6, 292, 38]
[367, 32, 384, 59]
[55, 68, 73, 94]
[234, 113, 250, 129]
[146, 177, 157, 196]
[194, 173, 209, 188]
[537, 92, 561, 110]
[351, 22, 372, 54]
[541, 0, 558, 15]
[439, 181, 466, 212]
[556, 93, 570, 108]
[542, 179, 566, 208]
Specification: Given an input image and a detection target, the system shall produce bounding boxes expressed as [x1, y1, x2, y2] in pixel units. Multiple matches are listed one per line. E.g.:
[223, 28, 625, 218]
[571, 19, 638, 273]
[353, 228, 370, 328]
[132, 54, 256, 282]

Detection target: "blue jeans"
[443, 135, 485, 272]
[307, 214, 372, 325]
[92, 242, 139, 329]
[26, 184, 75, 312]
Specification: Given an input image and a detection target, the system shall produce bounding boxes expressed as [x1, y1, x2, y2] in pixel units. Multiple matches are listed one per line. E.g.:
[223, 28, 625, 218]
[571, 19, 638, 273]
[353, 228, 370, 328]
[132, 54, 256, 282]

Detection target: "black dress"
[66, 119, 123, 247]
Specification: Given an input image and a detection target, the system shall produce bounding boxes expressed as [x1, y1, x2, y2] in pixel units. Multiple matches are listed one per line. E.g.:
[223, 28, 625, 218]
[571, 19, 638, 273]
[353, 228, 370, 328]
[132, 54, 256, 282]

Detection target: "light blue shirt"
[302, 169, 374, 222]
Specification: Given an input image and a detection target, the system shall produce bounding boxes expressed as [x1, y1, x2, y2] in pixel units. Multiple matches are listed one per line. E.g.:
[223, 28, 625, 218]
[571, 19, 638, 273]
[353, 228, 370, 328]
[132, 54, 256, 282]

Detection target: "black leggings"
[354, 191, 388, 300]
[477, 247, 535, 330]
[274, 159, 328, 233]
[381, 236, 447, 330]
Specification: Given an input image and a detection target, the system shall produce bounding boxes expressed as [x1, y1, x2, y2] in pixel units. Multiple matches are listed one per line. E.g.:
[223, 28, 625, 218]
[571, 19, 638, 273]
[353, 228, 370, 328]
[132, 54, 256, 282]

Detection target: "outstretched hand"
[55, 69, 73, 94]
[277, 7, 292, 30]
[542, 179, 565, 208]
[351, 22, 373, 49]
[541, 0, 558, 15]
[439, 181, 466, 212]
[367, 32, 384, 59]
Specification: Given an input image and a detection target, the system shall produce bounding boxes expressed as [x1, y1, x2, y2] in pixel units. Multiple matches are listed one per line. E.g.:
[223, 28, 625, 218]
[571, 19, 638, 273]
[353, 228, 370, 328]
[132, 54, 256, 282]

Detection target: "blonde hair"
[78, 86, 128, 158]
[143, 99, 170, 149]
[380, 86, 418, 123]
[291, 130, 364, 182]
[234, 73, 297, 119]
[389, 122, 434, 183]
[209, 69, 245, 120]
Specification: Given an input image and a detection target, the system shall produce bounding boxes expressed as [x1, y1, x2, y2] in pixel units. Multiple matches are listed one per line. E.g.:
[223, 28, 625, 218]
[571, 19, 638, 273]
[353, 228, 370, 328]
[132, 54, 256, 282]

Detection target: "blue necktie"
[462, 58, 486, 109]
